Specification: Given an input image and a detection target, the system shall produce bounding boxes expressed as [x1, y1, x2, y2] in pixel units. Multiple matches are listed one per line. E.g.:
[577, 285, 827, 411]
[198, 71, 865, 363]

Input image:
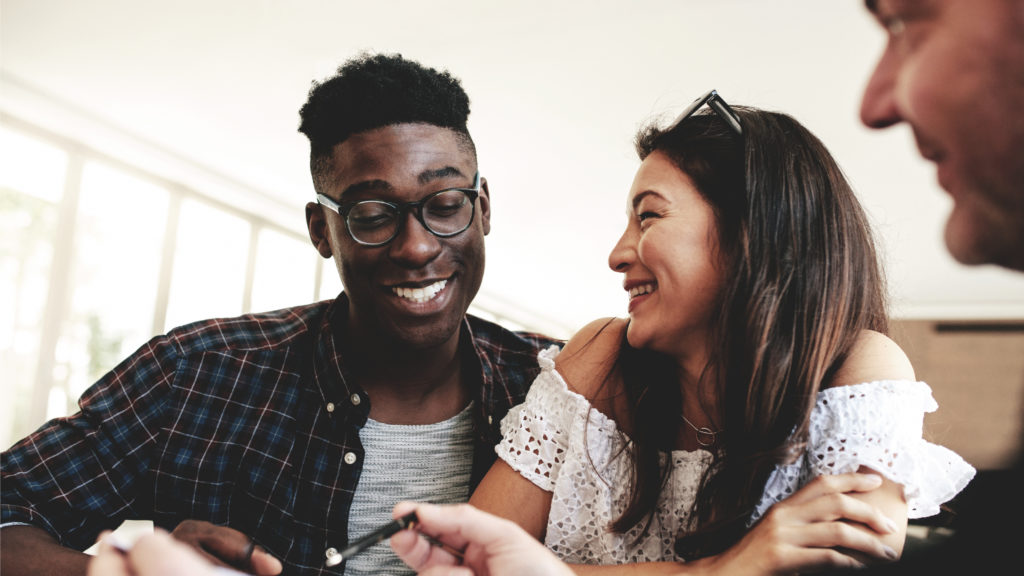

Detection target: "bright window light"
[251, 227, 318, 313]
[164, 198, 250, 330]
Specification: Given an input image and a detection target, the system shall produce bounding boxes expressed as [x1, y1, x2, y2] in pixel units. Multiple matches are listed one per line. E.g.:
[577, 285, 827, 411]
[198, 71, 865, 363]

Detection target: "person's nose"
[608, 227, 636, 272]
[387, 210, 442, 267]
[860, 47, 902, 129]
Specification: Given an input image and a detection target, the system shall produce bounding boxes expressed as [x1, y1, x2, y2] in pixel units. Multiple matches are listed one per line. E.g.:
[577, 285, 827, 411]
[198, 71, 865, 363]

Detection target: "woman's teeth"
[628, 283, 655, 299]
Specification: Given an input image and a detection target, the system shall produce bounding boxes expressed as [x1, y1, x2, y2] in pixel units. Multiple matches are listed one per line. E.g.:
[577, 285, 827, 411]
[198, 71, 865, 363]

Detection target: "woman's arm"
[472, 462, 687, 576]
[470, 317, 628, 541]
[469, 460, 553, 541]
[821, 329, 918, 558]
[428, 472, 900, 576]
[692, 473, 900, 576]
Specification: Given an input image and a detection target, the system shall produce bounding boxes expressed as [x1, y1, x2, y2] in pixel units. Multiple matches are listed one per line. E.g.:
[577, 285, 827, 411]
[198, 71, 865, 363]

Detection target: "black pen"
[324, 510, 464, 567]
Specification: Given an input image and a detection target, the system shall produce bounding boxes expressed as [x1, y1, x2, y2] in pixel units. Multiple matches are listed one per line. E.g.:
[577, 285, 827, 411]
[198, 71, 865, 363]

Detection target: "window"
[0, 120, 317, 447]
[57, 161, 170, 407]
[251, 227, 318, 312]
[318, 256, 343, 302]
[0, 126, 67, 447]
[164, 198, 250, 329]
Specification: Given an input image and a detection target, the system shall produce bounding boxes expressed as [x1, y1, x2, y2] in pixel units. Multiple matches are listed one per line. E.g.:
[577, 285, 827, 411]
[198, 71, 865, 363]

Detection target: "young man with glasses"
[1, 53, 559, 576]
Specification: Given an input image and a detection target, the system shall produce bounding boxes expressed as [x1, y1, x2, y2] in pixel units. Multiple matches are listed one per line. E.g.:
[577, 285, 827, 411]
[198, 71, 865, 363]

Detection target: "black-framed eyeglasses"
[667, 89, 743, 135]
[317, 173, 481, 247]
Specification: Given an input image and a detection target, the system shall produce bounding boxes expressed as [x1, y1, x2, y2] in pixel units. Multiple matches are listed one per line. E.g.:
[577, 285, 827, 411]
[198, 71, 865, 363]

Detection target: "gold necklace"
[680, 414, 723, 447]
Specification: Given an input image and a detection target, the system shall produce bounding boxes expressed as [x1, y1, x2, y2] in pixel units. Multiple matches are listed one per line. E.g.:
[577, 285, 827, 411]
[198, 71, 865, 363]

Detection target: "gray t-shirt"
[343, 402, 475, 575]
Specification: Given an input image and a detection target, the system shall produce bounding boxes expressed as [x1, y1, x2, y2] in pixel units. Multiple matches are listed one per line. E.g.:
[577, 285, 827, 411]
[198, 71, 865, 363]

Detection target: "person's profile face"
[860, 0, 1024, 271]
[607, 151, 724, 358]
[311, 123, 489, 349]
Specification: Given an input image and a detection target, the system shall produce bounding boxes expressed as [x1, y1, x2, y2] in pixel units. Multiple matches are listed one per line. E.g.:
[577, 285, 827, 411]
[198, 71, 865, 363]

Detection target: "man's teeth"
[394, 279, 447, 303]
[628, 283, 655, 299]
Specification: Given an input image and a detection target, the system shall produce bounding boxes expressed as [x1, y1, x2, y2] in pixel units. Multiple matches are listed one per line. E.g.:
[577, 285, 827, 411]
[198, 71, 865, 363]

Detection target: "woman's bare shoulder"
[826, 329, 916, 389]
[555, 317, 628, 399]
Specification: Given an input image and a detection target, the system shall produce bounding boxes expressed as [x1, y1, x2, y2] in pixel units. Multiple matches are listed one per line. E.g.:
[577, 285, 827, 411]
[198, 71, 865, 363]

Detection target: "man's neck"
[342, 326, 471, 425]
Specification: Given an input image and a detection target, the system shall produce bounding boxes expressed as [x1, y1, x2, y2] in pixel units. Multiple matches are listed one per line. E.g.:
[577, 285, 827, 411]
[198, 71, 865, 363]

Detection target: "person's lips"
[913, 132, 955, 194]
[623, 279, 656, 314]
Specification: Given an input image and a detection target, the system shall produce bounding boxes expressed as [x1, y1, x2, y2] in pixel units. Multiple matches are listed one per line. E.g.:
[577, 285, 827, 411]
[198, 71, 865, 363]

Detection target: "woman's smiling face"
[608, 151, 725, 358]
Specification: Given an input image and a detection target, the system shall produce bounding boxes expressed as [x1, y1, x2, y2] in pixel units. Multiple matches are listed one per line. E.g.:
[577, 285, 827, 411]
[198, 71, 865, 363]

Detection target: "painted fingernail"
[883, 545, 898, 560]
[884, 516, 899, 533]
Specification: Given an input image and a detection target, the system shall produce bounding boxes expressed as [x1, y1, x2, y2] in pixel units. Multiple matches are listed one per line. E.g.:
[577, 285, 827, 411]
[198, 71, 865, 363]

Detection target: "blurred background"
[2, 0, 1022, 485]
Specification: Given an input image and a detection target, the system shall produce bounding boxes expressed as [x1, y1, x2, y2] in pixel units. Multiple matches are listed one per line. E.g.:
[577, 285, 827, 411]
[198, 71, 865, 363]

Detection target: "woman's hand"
[390, 502, 574, 576]
[694, 473, 901, 576]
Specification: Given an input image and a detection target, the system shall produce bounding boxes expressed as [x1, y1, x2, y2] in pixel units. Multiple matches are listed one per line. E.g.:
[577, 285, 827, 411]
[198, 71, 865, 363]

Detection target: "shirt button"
[325, 548, 338, 558]
[326, 402, 335, 413]
[350, 394, 361, 406]
[344, 452, 358, 465]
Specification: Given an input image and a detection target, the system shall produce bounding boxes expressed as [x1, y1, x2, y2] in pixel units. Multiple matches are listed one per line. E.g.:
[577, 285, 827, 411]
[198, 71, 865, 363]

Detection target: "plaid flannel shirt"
[1, 294, 559, 575]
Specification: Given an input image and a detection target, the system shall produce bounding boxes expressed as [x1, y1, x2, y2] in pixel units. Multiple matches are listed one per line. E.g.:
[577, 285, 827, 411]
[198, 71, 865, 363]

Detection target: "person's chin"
[943, 207, 1003, 267]
[625, 321, 661, 353]
[395, 301, 467, 346]
[381, 315, 463, 350]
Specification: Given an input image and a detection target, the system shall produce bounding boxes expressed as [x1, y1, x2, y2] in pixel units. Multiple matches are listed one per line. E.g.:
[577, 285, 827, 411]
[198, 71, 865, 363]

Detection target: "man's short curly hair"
[298, 52, 475, 193]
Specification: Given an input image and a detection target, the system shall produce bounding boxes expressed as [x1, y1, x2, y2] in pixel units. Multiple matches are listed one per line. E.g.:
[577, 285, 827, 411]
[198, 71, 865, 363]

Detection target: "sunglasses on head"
[667, 89, 743, 135]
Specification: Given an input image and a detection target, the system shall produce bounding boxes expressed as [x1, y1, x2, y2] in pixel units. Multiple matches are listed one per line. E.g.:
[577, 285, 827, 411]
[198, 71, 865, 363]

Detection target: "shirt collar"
[311, 293, 366, 425]
[311, 293, 494, 426]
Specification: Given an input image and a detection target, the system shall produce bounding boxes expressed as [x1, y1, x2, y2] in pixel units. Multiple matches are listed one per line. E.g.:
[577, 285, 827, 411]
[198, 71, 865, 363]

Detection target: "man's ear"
[305, 202, 333, 258]
[478, 177, 491, 236]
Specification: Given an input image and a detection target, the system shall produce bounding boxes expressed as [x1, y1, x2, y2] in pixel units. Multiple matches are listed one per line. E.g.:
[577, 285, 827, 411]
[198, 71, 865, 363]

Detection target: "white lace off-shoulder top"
[495, 346, 976, 565]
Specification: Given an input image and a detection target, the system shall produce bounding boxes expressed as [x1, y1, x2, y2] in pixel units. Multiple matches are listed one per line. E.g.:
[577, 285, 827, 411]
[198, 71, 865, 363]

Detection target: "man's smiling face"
[309, 123, 490, 350]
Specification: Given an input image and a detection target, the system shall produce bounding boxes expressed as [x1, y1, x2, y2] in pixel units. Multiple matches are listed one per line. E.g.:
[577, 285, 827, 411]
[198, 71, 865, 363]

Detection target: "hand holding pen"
[325, 508, 464, 568]
[386, 502, 573, 576]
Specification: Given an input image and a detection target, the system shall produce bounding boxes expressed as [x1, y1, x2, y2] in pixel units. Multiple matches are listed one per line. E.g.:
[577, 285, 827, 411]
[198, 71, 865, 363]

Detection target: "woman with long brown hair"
[470, 92, 974, 574]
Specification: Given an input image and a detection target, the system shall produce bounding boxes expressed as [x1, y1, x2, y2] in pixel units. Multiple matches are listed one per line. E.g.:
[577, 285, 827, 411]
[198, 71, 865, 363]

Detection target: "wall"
[891, 320, 1024, 470]
[2, 0, 1024, 333]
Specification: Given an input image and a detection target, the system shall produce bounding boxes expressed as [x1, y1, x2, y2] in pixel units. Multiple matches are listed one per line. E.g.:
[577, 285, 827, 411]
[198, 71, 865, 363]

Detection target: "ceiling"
[4, 0, 1023, 336]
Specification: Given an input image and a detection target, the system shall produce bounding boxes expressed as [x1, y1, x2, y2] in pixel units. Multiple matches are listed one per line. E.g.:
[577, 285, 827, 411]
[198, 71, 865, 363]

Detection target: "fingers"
[390, 529, 462, 571]
[392, 502, 576, 576]
[790, 520, 900, 562]
[771, 473, 898, 535]
[170, 520, 239, 568]
[389, 529, 426, 565]
[249, 548, 284, 576]
[775, 546, 868, 573]
[829, 492, 900, 536]
[419, 568, 476, 576]
[391, 501, 517, 571]
[404, 501, 522, 550]
[391, 503, 472, 570]
[739, 473, 904, 573]
[170, 520, 281, 575]
[784, 472, 883, 505]
[781, 490, 898, 535]
[87, 532, 131, 576]
[126, 531, 228, 576]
